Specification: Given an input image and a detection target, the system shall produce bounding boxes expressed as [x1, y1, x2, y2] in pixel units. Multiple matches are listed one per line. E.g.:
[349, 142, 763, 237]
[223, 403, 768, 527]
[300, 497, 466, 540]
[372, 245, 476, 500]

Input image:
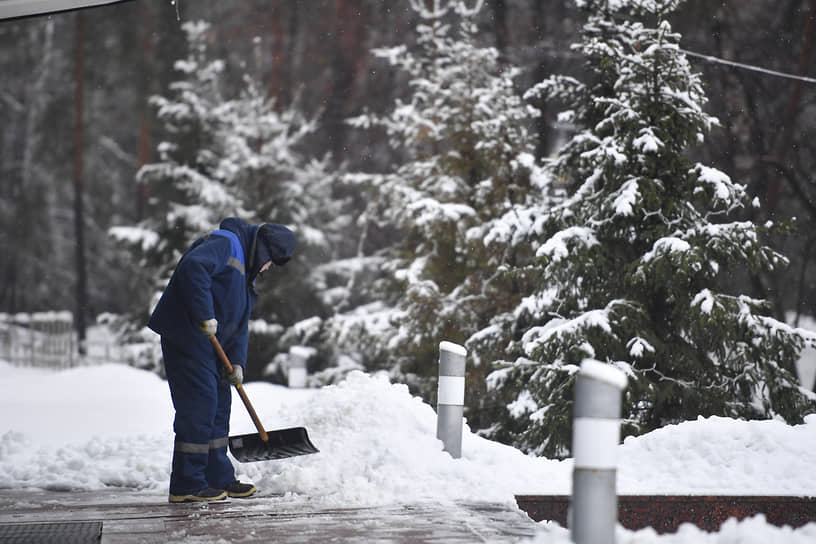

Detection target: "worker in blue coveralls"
[148, 217, 296, 503]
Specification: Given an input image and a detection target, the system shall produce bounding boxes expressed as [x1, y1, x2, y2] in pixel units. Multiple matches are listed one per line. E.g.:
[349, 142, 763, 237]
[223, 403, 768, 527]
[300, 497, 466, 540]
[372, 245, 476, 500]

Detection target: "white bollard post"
[287, 346, 309, 388]
[436, 341, 467, 459]
[570, 360, 628, 544]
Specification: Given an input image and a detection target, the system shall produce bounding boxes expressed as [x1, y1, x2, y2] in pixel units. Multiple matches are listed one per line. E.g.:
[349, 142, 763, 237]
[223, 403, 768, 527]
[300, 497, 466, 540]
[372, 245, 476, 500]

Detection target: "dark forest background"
[1, 0, 815, 340]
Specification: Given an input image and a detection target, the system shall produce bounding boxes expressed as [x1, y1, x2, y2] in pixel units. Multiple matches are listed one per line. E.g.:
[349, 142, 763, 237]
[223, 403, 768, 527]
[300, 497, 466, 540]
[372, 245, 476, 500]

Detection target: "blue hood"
[219, 217, 295, 282]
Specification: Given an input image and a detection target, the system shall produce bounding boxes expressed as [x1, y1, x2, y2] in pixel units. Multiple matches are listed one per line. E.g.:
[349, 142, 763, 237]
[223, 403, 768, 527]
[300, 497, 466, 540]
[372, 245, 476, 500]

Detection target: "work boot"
[224, 480, 258, 498]
[169, 487, 228, 503]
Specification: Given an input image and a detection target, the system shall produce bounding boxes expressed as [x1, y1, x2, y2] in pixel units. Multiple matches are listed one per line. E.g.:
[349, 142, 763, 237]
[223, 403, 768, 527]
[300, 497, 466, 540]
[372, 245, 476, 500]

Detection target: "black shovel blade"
[228, 427, 319, 463]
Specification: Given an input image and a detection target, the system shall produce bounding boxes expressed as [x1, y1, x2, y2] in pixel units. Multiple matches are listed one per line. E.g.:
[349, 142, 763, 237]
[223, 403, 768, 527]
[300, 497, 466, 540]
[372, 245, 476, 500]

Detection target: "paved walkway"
[0, 489, 540, 543]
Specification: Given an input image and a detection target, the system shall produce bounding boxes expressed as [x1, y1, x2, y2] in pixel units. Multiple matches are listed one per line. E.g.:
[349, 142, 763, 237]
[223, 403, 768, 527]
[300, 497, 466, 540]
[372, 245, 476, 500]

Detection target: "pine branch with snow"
[476, 0, 816, 458]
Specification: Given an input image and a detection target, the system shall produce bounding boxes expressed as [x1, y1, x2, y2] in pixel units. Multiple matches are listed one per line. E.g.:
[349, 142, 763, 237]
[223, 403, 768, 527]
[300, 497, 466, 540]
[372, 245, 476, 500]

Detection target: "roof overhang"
[0, 0, 133, 20]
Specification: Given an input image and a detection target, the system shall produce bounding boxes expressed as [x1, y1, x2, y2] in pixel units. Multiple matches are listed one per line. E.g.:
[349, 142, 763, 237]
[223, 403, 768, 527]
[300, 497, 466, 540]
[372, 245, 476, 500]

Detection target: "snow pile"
[0, 363, 174, 491]
[0, 363, 569, 504]
[523, 516, 816, 544]
[618, 415, 816, 495]
[234, 371, 569, 506]
[1, 362, 816, 542]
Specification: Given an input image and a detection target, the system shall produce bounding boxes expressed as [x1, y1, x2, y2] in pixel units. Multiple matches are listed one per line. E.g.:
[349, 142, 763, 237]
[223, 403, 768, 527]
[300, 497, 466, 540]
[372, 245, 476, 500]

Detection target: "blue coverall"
[148, 217, 295, 495]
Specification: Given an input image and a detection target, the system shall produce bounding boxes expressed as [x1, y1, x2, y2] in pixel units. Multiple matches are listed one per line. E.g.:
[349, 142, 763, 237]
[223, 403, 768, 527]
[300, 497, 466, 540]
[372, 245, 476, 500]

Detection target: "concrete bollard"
[436, 341, 467, 459]
[570, 359, 628, 544]
[287, 346, 310, 388]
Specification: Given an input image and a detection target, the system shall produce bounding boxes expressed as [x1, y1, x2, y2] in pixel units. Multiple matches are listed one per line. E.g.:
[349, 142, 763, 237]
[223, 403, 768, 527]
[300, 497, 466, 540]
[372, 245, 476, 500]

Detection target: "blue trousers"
[162, 339, 235, 494]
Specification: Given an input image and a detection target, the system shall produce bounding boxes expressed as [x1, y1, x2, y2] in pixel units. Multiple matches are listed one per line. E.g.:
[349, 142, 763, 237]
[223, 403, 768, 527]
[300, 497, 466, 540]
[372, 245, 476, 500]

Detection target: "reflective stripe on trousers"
[174, 436, 230, 454]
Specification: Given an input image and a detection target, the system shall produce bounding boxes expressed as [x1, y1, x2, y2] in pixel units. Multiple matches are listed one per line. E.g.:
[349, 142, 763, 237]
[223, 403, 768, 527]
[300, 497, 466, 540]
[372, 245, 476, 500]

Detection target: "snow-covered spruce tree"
[107, 21, 243, 372]
[215, 75, 348, 333]
[320, 0, 540, 412]
[110, 21, 345, 374]
[474, 0, 816, 457]
[110, 21, 245, 293]
[214, 75, 349, 376]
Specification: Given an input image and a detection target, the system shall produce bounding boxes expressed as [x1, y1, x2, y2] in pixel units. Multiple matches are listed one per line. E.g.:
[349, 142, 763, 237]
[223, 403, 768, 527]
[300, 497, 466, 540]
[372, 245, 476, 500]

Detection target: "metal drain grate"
[0, 521, 102, 543]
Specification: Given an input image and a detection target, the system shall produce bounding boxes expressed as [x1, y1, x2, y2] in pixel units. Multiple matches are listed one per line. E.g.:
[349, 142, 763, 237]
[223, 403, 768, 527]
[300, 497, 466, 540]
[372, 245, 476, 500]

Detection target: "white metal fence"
[0, 311, 132, 368]
[0, 311, 75, 368]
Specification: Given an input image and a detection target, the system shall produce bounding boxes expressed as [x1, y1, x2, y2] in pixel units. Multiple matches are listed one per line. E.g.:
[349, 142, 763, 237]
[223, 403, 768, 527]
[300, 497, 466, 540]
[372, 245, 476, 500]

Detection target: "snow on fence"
[0, 312, 75, 368]
[0, 312, 128, 368]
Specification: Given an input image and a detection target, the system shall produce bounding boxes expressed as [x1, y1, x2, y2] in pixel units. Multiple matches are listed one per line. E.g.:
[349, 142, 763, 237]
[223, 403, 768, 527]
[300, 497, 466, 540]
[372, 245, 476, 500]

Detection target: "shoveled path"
[0, 489, 541, 543]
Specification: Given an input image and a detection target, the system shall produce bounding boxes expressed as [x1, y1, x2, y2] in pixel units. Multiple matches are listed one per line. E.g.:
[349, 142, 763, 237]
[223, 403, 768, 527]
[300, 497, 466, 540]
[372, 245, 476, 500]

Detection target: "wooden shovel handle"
[209, 335, 269, 442]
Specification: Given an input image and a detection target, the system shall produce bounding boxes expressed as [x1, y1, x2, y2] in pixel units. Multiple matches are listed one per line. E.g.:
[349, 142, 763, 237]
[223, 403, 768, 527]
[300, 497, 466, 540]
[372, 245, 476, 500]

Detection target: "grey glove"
[199, 318, 217, 337]
[227, 365, 244, 386]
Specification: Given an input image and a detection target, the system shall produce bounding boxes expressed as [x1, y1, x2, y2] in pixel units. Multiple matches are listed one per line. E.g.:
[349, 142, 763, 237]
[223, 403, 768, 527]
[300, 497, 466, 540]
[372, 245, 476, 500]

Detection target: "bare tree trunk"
[74, 12, 88, 354]
[137, 2, 155, 222]
[491, 0, 507, 55]
[765, 0, 816, 212]
[324, 0, 367, 156]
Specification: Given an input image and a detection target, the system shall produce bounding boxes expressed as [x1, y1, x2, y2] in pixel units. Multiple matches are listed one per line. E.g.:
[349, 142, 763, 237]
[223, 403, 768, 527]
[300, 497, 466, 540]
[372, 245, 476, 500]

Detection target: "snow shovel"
[209, 335, 319, 462]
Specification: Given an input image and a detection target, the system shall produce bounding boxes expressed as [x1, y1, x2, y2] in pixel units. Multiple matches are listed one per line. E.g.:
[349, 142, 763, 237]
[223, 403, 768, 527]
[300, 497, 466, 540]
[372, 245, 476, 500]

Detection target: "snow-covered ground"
[1, 361, 815, 543]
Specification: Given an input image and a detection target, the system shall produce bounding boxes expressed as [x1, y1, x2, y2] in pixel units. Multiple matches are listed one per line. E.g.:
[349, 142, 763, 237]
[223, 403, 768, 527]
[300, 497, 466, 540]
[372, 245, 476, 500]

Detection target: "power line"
[681, 48, 816, 85]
